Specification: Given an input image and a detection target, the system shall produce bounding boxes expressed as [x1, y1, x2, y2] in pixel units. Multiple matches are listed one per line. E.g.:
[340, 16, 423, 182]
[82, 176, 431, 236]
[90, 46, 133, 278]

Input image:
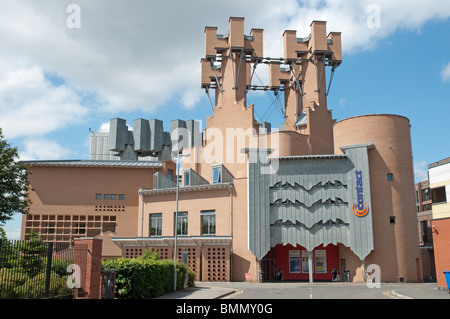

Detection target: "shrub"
[102, 250, 194, 299]
[14, 271, 72, 299]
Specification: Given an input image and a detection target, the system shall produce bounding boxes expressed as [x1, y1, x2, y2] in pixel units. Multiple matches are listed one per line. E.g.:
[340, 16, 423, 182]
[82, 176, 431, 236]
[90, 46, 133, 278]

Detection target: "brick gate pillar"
[74, 237, 103, 299]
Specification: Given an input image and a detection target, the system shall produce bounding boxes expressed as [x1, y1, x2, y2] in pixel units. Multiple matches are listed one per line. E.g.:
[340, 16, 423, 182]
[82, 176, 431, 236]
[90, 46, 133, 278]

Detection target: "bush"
[0, 268, 29, 299]
[102, 250, 195, 299]
[14, 271, 72, 299]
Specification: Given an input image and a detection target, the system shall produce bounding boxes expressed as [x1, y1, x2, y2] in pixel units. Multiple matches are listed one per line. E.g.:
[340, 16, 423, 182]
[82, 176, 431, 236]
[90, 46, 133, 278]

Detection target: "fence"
[0, 239, 84, 299]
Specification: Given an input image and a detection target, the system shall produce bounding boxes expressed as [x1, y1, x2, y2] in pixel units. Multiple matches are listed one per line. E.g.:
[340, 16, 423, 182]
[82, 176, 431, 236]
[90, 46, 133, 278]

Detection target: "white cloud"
[442, 63, 450, 82]
[414, 161, 428, 182]
[0, 0, 450, 142]
[0, 64, 88, 139]
[19, 138, 73, 161]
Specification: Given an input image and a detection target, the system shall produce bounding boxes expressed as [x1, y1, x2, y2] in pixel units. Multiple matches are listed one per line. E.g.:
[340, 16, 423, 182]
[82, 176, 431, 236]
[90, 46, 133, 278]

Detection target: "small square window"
[104, 194, 110, 200]
[119, 194, 125, 200]
[96, 194, 102, 200]
[387, 174, 393, 181]
[111, 194, 117, 200]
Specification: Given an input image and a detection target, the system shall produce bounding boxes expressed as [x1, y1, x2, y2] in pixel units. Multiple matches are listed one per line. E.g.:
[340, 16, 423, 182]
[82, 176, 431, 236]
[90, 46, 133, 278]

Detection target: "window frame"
[184, 170, 190, 187]
[150, 213, 163, 237]
[431, 186, 447, 204]
[201, 210, 216, 236]
[212, 166, 222, 184]
[174, 212, 188, 236]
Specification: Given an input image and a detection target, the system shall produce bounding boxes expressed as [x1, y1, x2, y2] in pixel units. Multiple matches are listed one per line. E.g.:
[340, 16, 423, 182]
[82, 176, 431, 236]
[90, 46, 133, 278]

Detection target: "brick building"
[23, 18, 421, 283]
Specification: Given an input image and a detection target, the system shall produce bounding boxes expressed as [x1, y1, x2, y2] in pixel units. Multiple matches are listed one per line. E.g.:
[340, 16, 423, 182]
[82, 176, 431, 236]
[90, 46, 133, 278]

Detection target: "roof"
[274, 154, 348, 160]
[21, 160, 163, 168]
[139, 182, 233, 196]
[428, 157, 450, 169]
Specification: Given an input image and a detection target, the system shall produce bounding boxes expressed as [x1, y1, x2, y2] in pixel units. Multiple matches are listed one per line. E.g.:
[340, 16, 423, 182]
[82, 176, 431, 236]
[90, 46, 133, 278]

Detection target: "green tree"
[0, 128, 32, 225]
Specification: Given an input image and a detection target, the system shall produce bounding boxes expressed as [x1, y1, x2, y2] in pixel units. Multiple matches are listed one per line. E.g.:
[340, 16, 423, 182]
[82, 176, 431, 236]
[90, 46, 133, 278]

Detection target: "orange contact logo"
[354, 170, 369, 217]
[352, 203, 369, 217]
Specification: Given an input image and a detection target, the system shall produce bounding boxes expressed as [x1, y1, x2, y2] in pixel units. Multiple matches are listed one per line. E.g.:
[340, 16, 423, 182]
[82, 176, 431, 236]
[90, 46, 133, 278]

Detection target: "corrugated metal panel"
[185, 168, 209, 186]
[23, 160, 163, 168]
[248, 146, 374, 261]
[153, 172, 176, 189]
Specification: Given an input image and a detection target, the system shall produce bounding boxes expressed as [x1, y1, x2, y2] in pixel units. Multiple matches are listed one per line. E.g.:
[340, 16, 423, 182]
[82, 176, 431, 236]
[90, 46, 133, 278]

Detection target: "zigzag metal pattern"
[269, 180, 347, 192]
[270, 207, 350, 228]
[270, 197, 348, 208]
[271, 218, 349, 230]
[270, 219, 351, 252]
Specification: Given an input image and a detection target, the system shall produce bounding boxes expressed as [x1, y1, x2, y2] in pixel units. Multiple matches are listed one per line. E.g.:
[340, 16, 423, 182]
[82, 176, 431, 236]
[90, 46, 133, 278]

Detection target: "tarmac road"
[157, 281, 450, 300]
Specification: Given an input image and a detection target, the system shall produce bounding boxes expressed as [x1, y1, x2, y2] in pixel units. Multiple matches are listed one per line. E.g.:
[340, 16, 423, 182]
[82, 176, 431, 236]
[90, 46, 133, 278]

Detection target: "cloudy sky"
[1, 0, 450, 238]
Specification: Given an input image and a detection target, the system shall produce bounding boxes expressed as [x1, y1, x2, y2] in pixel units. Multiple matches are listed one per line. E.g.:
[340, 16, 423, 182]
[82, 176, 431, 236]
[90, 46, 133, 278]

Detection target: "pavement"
[155, 281, 450, 300]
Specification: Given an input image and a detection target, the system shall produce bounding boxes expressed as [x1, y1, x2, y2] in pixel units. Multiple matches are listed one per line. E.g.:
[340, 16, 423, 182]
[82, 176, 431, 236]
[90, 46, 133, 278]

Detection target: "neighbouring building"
[428, 157, 450, 290]
[415, 180, 436, 282]
[22, 17, 421, 284]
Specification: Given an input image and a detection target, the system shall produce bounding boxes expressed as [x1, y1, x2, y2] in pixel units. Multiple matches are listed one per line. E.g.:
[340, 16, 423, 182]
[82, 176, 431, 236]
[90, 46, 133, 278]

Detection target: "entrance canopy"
[112, 236, 232, 250]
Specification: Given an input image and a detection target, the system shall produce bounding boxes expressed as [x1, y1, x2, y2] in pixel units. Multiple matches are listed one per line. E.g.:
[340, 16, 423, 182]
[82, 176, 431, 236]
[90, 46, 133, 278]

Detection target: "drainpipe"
[228, 183, 233, 281]
[140, 191, 144, 237]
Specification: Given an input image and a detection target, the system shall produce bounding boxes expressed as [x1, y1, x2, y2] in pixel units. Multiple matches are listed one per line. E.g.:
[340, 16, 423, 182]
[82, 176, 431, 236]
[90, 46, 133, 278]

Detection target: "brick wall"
[432, 218, 450, 289]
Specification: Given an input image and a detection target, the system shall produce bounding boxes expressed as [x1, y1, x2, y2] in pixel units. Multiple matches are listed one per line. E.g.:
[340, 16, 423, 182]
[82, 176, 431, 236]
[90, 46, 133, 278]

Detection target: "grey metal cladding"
[343, 145, 374, 260]
[149, 119, 163, 152]
[247, 145, 374, 261]
[133, 119, 151, 152]
[133, 119, 163, 152]
[153, 172, 176, 189]
[109, 118, 129, 151]
[247, 160, 271, 261]
[185, 168, 210, 186]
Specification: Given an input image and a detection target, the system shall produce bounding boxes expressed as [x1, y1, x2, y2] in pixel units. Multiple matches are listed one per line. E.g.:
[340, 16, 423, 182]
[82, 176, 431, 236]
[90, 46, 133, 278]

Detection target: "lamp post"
[173, 148, 189, 291]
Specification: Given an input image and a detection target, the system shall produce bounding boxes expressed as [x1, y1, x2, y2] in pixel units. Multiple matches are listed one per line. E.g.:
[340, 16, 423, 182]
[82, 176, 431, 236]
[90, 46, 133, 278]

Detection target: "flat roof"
[139, 182, 233, 196]
[428, 157, 450, 169]
[22, 160, 164, 168]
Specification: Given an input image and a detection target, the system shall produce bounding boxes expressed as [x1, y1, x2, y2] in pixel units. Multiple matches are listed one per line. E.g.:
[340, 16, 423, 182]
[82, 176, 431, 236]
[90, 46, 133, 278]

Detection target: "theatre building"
[22, 18, 421, 283]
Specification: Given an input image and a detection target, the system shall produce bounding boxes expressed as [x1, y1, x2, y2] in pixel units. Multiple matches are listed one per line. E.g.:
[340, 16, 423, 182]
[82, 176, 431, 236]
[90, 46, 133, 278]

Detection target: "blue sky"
[1, 0, 450, 239]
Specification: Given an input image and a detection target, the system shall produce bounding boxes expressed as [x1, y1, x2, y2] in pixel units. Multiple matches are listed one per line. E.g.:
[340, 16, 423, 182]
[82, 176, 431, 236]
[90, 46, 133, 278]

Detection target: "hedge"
[102, 250, 195, 299]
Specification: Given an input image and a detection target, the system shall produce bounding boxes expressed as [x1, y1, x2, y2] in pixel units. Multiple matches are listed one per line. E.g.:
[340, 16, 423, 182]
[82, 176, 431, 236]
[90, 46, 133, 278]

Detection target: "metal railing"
[0, 239, 77, 299]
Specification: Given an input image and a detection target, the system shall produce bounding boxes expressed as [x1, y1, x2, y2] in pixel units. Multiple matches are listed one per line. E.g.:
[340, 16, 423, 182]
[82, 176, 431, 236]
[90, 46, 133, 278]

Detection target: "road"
[197, 281, 449, 299]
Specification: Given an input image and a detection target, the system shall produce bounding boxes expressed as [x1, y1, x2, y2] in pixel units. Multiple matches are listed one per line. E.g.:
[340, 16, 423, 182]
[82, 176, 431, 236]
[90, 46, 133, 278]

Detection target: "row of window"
[150, 211, 216, 237]
[96, 194, 126, 200]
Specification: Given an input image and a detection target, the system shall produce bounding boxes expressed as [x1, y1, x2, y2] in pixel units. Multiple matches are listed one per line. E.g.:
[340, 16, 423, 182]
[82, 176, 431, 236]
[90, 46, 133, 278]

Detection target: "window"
[175, 212, 188, 236]
[74, 223, 86, 235]
[168, 169, 174, 182]
[390, 216, 396, 225]
[96, 194, 102, 200]
[422, 188, 431, 201]
[119, 194, 125, 200]
[47, 222, 55, 234]
[184, 170, 190, 187]
[387, 173, 393, 181]
[104, 194, 110, 200]
[421, 221, 429, 243]
[201, 211, 216, 236]
[150, 213, 162, 236]
[111, 194, 117, 200]
[431, 186, 447, 204]
[212, 167, 221, 184]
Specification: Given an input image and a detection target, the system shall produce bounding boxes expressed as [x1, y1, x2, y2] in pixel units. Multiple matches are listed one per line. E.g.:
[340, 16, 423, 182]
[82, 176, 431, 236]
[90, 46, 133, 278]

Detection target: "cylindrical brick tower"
[334, 114, 421, 282]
